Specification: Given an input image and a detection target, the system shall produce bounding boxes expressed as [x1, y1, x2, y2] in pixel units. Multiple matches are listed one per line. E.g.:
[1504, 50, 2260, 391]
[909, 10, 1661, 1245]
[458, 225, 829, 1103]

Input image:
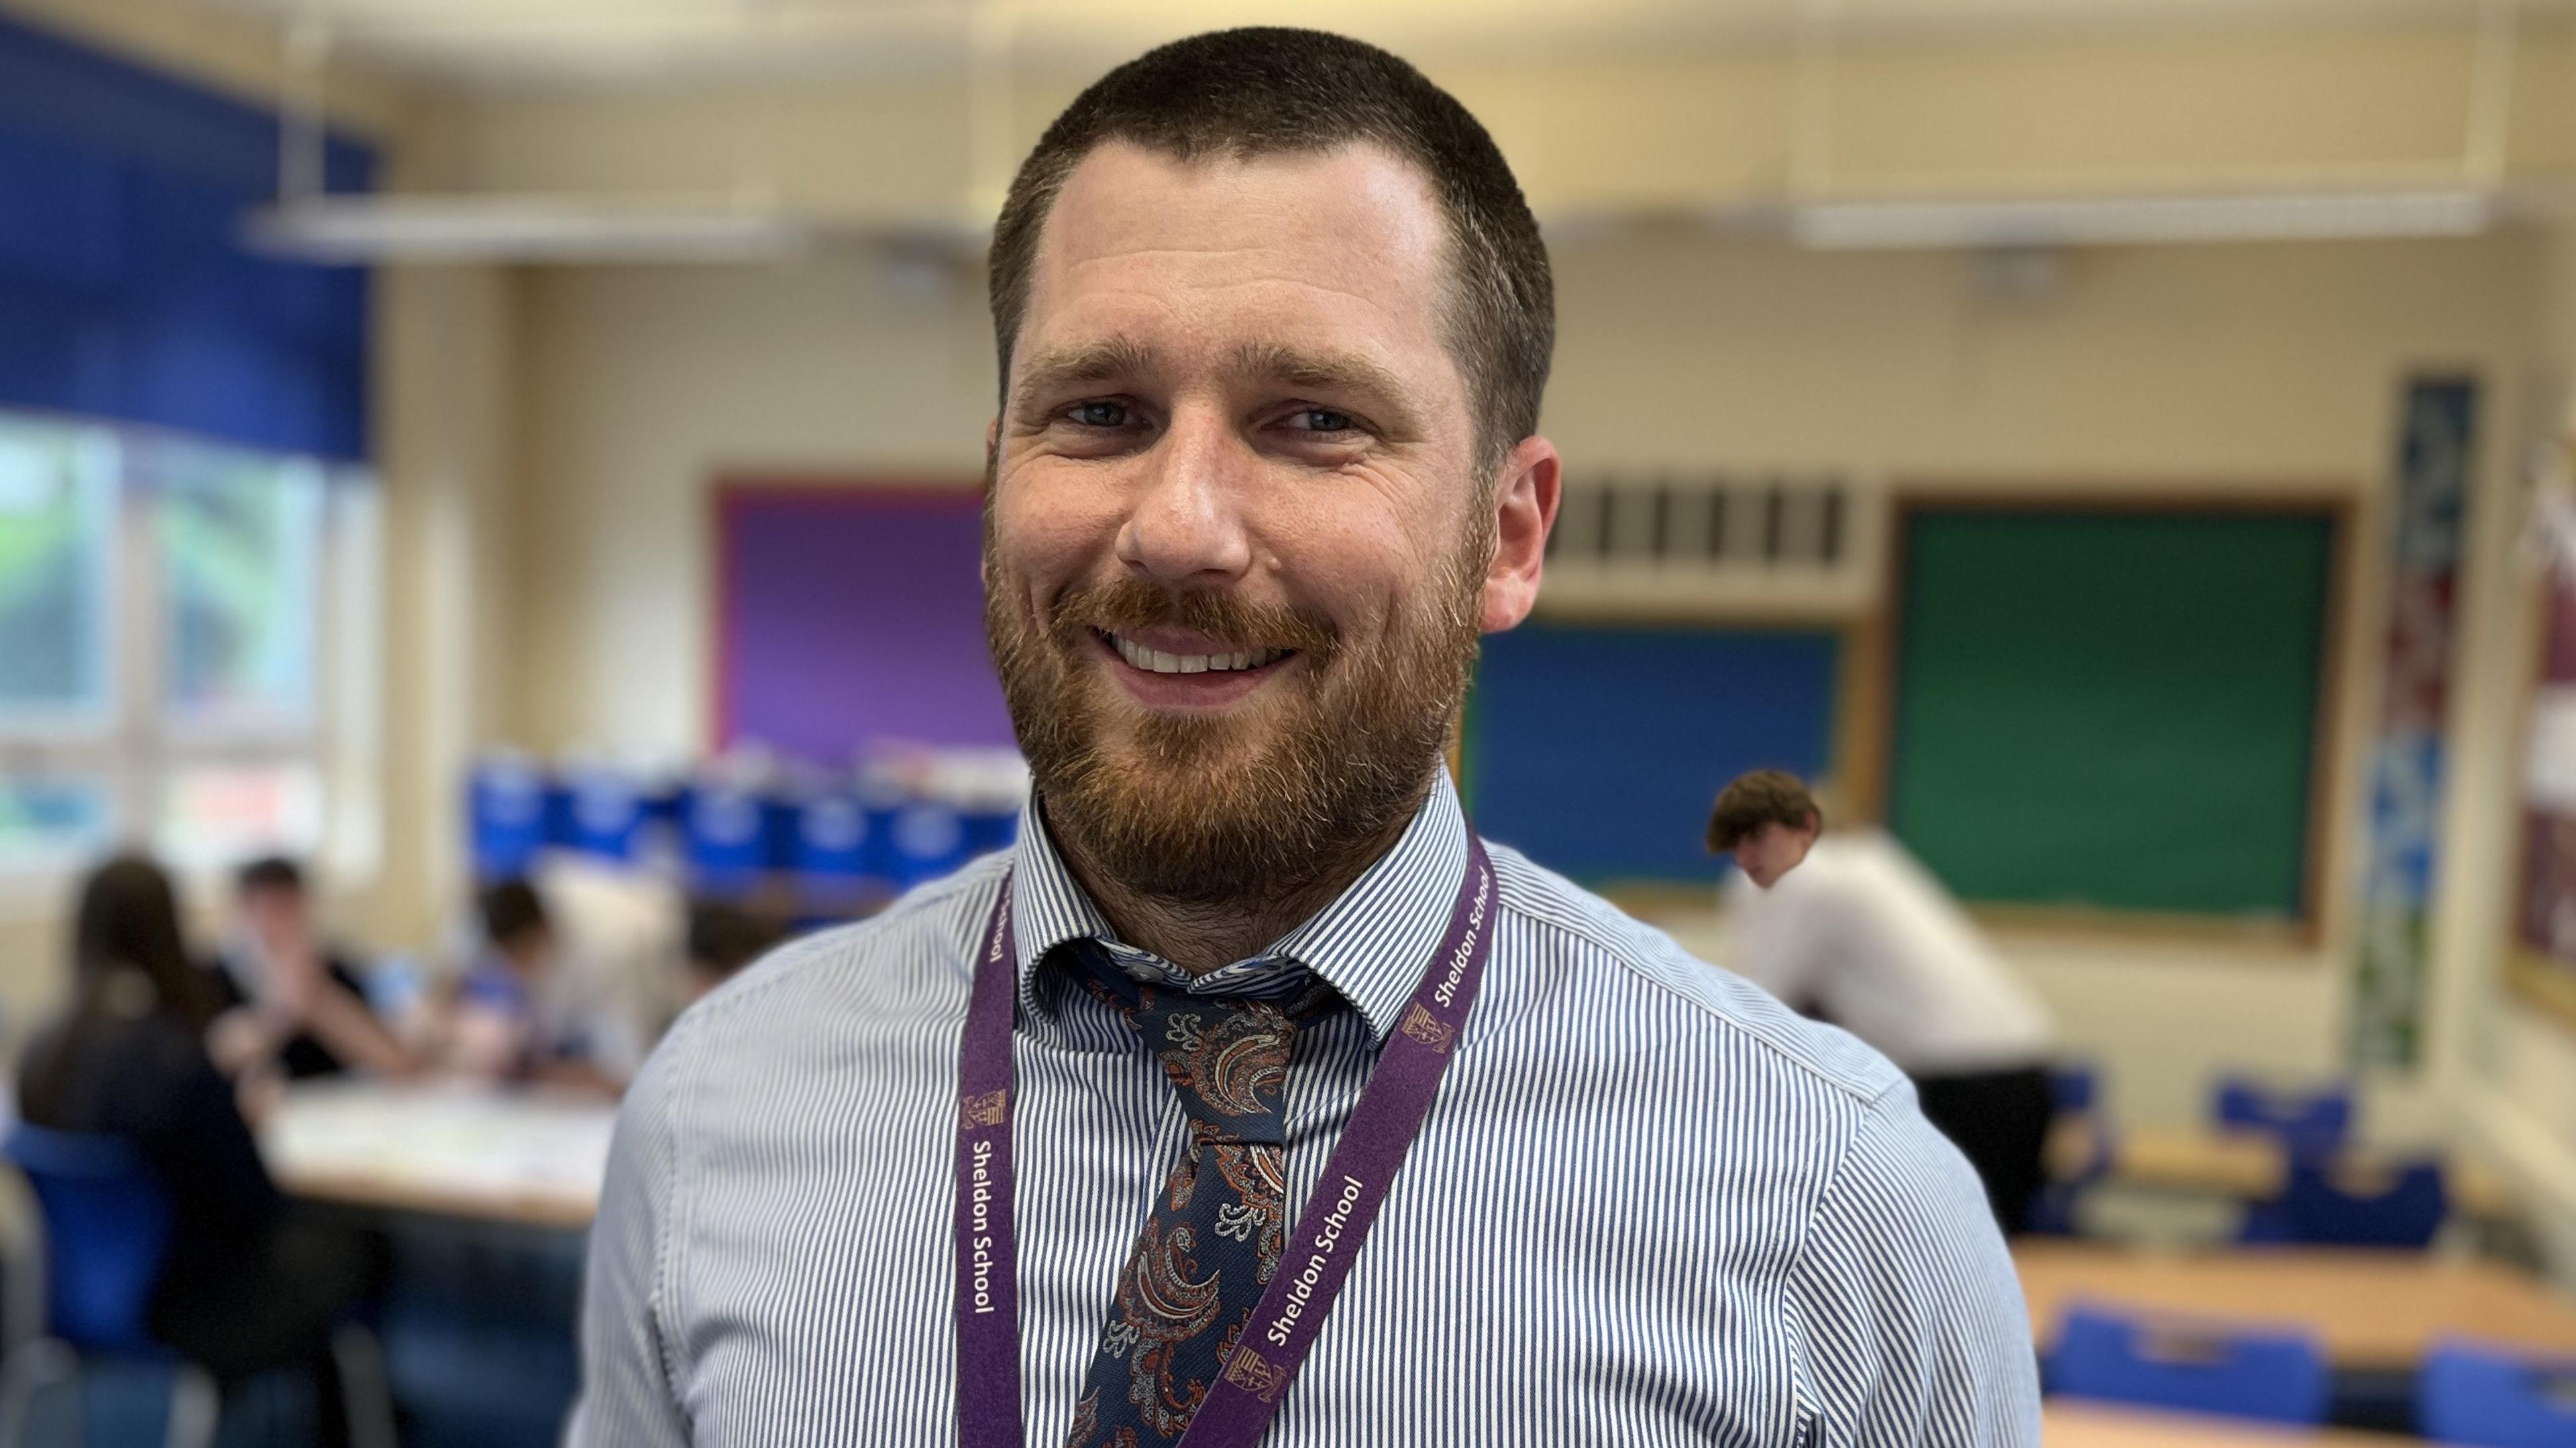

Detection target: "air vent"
[1540, 474, 1882, 622]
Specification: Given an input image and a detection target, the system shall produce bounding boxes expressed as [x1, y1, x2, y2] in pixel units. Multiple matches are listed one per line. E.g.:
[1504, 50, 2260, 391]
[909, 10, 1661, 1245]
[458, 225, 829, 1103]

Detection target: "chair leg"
[164, 1362, 220, 1448]
[0, 1338, 76, 1448]
[330, 1323, 400, 1448]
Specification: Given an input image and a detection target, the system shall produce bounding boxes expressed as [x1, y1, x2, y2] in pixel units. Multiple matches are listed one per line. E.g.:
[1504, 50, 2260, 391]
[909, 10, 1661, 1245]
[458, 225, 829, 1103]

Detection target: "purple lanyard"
[952, 836, 1497, 1448]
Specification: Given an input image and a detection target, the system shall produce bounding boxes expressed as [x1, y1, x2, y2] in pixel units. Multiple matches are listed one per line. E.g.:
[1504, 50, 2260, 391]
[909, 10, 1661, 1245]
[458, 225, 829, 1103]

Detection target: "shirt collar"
[1002, 769, 1473, 1046]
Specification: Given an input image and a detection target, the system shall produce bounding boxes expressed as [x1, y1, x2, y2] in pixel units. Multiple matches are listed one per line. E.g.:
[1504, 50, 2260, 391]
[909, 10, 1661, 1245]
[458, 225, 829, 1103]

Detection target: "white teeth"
[1108, 634, 1289, 675]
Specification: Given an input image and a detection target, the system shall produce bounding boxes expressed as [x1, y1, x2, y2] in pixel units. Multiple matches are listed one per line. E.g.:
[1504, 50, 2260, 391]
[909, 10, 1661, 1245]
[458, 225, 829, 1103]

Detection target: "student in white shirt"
[1711, 770, 2059, 1233]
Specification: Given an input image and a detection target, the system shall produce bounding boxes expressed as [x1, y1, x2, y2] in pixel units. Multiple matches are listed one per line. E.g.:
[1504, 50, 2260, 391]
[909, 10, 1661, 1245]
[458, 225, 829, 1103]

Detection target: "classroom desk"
[2102, 1125, 2516, 1222]
[2043, 1402, 2406, 1447]
[262, 1079, 616, 1229]
[2016, 1241, 2576, 1368]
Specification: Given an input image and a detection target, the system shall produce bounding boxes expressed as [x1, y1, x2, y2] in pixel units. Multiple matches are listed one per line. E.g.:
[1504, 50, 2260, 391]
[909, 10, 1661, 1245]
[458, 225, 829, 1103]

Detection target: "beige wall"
[505, 227, 2544, 1144]
[452, 20, 2576, 216]
[2445, 17, 2576, 1257]
[513, 256, 997, 758]
[515, 231, 2542, 743]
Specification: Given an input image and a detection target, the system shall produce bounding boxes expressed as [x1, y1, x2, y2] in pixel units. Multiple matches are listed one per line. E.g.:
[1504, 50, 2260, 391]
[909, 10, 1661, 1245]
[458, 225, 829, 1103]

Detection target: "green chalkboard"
[1887, 507, 2336, 919]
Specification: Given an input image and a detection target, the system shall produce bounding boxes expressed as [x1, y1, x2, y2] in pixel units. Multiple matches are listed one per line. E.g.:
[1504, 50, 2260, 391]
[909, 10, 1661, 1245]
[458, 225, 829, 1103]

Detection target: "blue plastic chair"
[0, 1125, 221, 1448]
[2239, 1158, 2447, 1249]
[2213, 1077, 2353, 1155]
[2422, 1340, 2576, 1447]
[0, 1127, 400, 1448]
[468, 759, 549, 882]
[2048, 1304, 2330, 1425]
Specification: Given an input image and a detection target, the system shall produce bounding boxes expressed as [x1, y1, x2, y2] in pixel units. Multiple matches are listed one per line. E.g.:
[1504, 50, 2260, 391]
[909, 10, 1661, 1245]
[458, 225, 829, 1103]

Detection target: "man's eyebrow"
[1226, 342, 1413, 406]
[1011, 337, 1157, 408]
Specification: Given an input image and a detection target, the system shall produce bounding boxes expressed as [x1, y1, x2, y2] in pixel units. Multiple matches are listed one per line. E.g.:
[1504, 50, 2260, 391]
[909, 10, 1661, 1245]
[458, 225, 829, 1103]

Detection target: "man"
[574, 30, 2037, 1447]
[207, 855, 411, 1082]
[1711, 771, 2059, 1236]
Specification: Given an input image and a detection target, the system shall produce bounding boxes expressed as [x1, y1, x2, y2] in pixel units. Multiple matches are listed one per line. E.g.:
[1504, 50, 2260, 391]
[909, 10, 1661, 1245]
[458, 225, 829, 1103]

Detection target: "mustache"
[1049, 579, 1339, 659]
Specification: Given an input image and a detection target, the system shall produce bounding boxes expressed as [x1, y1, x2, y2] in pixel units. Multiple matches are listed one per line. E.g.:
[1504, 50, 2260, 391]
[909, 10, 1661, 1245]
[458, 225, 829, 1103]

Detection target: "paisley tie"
[1065, 950, 1334, 1448]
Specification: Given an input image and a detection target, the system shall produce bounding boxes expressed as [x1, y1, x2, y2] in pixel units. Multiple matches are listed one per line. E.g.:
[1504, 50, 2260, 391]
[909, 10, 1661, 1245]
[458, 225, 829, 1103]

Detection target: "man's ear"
[1482, 435, 1562, 634]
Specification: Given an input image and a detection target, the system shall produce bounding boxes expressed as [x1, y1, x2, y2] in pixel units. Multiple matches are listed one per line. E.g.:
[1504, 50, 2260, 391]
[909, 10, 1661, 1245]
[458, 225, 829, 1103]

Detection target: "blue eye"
[1290, 408, 1356, 433]
[1067, 401, 1130, 428]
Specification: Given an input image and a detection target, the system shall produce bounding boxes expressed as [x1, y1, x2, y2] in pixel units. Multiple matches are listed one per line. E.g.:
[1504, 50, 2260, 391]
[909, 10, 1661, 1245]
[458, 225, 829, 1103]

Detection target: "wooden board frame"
[1866, 485, 2359, 944]
[2506, 560, 2576, 1036]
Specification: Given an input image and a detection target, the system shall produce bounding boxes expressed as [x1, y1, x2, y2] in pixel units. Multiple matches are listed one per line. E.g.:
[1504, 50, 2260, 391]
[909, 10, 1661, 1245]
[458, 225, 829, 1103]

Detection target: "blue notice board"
[1465, 624, 1840, 884]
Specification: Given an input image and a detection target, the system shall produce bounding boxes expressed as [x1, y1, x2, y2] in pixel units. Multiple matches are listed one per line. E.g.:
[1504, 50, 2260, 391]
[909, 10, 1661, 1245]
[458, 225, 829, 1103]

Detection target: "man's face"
[984, 140, 1557, 900]
[1735, 820, 1819, 891]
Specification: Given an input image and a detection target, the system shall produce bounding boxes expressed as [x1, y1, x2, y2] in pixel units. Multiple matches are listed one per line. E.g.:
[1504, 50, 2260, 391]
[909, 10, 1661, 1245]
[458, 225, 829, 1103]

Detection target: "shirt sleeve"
[1724, 879, 1821, 1009]
[1784, 1078, 2042, 1447]
[566, 1025, 694, 1447]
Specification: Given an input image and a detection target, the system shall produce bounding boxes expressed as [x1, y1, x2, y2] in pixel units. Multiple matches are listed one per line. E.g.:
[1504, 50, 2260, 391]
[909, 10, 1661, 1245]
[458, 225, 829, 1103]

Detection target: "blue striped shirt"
[570, 773, 2041, 1446]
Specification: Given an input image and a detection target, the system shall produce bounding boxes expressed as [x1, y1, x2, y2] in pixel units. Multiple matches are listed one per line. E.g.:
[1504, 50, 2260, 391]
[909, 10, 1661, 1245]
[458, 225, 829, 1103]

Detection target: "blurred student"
[683, 900, 781, 1005]
[17, 856, 380, 1437]
[447, 879, 616, 1091]
[208, 855, 413, 1081]
[1711, 770, 2058, 1233]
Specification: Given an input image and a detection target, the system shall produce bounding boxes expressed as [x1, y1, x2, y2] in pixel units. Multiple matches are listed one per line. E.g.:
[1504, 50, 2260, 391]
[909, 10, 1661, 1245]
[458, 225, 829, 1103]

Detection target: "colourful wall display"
[2351, 378, 2475, 1068]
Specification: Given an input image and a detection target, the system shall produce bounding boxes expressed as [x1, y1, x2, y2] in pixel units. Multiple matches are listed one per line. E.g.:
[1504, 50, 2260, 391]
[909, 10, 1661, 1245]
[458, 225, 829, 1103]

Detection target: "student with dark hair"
[1711, 770, 2060, 1235]
[17, 855, 378, 1440]
[209, 854, 412, 1081]
[447, 878, 616, 1090]
[682, 900, 782, 1005]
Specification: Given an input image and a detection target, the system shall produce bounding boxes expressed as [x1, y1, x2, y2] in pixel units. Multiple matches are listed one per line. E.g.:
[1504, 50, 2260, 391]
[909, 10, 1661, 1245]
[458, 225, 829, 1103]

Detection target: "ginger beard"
[984, 509, 1491, 905]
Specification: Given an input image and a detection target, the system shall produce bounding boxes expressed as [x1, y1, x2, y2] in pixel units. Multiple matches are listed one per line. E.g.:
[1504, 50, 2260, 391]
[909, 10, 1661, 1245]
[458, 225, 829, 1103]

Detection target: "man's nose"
[1114, 407, 1254, 587]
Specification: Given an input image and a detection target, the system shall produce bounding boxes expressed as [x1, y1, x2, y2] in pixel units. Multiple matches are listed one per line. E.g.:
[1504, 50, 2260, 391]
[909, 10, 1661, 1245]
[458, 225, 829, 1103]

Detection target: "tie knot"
[1132, 996, 1295, 1145]
[1064, 940, 1340, 1146]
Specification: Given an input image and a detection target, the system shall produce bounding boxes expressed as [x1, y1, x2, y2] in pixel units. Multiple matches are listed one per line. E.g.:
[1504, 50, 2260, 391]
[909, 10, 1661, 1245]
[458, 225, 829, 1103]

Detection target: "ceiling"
[181, 0, 2550, 91]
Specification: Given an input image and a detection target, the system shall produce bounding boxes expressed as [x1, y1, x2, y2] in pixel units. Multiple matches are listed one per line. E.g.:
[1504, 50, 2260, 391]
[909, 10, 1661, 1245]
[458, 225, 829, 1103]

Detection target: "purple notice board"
[714, 484, 1016, 758]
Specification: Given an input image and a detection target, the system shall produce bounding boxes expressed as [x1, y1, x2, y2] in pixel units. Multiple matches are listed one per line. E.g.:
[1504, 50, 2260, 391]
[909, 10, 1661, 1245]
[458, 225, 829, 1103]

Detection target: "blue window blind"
[0, 15, 373, 460]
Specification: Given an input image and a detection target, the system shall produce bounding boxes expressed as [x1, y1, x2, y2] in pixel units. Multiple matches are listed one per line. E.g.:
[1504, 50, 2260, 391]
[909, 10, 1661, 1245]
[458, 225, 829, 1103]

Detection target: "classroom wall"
[2439, 187, 2576, 1263]
[449, 19, 2576, 215]
[518, 233, 2542, 756]
[502, 227, 2544, 1137]
[16, 0, 2576, 1249]
[471, 13, 2573, 1156]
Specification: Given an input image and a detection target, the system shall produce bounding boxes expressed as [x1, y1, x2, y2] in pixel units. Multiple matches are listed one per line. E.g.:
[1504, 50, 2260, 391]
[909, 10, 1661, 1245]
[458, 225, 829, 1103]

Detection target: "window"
[0, 419, 116, 727]
[0, 409, 377, 884]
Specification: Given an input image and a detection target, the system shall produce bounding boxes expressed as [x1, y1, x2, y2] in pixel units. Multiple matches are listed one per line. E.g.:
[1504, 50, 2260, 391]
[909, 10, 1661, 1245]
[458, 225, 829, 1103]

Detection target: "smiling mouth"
[1094, 629, 1297, 676]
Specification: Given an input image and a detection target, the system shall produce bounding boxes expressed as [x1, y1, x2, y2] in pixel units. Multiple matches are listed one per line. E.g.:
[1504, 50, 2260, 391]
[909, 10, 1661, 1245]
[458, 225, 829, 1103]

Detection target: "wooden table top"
[2043, 1402, 2406, 1447]
[2017, 1241, 2576, 1368]
[2102, 1125, 2516, 1221]
[262, 1079, 616, 1229]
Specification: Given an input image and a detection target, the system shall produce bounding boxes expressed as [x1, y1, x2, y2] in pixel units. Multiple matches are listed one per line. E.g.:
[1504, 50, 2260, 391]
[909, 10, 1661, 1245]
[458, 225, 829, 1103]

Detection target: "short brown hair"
[987, 27, 1554, 471]
[480, 879, 550, 950]
[1706, 771, 1822, 853]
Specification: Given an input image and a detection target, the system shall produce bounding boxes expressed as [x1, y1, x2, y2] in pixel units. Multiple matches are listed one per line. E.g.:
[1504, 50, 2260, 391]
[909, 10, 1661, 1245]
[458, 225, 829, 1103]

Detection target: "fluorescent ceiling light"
[1794, 189, 2495, 249]
[241, 194, 825, 264]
